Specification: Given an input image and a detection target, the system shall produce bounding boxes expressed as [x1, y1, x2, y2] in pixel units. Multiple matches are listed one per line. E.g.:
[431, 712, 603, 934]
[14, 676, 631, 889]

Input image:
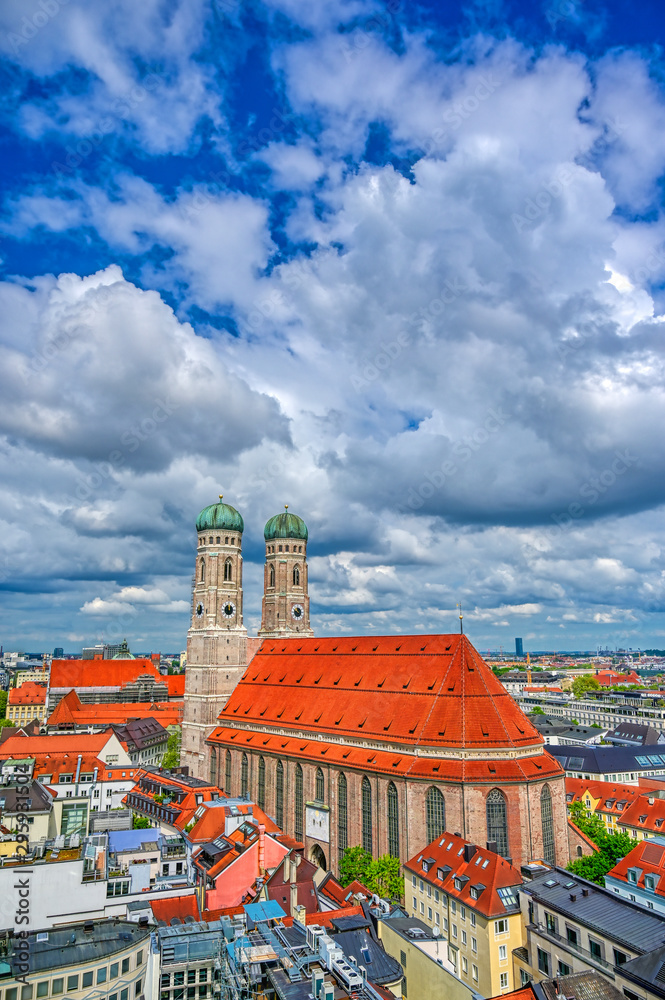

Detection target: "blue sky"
[1, 0, 665, 654]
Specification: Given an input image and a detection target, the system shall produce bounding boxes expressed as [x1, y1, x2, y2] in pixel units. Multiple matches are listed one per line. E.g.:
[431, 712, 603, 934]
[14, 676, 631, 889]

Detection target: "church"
[182, 498, 568, 871]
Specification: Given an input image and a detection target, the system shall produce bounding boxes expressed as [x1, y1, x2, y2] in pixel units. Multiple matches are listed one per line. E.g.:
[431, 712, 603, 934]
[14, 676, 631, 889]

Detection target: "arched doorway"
[310, 844, 327, 871]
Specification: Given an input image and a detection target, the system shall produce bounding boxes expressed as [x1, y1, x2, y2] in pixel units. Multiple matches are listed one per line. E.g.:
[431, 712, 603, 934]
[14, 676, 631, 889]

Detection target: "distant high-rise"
[515, 637, 524, 657]
[53, 647, 64, 658]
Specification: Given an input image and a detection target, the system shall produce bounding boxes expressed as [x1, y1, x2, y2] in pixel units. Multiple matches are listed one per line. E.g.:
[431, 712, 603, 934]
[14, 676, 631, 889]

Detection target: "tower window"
[426, 786, 446, 843]
[269, 565, 275, 588]
[241, 753, 249, 798]
[362, 777, 373, 855]
[200, 560, 205, 582]
[276, 761, 284, 829]
[316, 767, 325, 803]
[209, 537, 213, 544]
[293, 565, 300, 586]
[541, 784, 555, 865]
[487, 788, 509, 858]
[216, 536, 220, 544]
[295, 764, 304, 840]
[338, 773, 348, 861]
[225, 537, 229, 544]
[225, 751, 232, 795]
[387, 782, 399, 858]
[279, 545, 282, 552]
[224, 559, 233, 582]
[258, 756, 265, 809]
[285, 545, 289, 551]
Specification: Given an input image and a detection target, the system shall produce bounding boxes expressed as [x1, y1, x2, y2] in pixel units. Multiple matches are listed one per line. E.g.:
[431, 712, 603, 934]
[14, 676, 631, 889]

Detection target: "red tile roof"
[150, 894, 200, 924]
[209, 725, 562, 783]
[0, 732, 115, 757]
[8, 683, 47, 706]
[607, 837, 665, 896]
[216, 635, 544, 751]
[49, 658, 160, 689]
[165, 675, 185, 697]
[404, 830, 522, 918]
[47, 690, 183, 727]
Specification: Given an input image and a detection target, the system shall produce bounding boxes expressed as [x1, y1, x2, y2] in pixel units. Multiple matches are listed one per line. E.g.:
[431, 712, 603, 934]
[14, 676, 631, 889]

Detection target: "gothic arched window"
[295, 764, 304, 840]
[225, 750, 232, 794]
[316, 767, 325, 802]
[362, 777, 373, 855]
[293, 565, 300, 586]
[209, 748, 217, 785]
[200, 560, 205, 582]
[276, 760, 284, 829]
[387, 782, 399, 858]
[426, 787, 446, 844]
[269, 564, 275, 587]
[541, 784, 556, 865]
[258, 756, 266, 809]
[338, 772, 348, 861]
[224, 558, 233, 582]
[241, 753, 249, 798]
[486, 788, 509, 858]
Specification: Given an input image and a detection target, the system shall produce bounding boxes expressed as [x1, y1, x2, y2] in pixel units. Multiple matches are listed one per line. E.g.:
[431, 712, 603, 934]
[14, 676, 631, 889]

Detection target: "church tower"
[181, 497, 249, 779]
[258, 506, 314, 638]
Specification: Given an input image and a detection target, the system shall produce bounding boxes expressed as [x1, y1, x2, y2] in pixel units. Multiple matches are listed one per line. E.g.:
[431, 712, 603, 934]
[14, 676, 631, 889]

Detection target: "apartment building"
[515, 867, 665, 987]
[6, 682, 47, 726]
[404, 832, 524, 996]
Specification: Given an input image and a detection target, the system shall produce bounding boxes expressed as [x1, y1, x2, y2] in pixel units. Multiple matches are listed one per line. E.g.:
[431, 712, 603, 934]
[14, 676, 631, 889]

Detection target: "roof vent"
[581, 888, 589, 897]
[569, 893, 577, 901]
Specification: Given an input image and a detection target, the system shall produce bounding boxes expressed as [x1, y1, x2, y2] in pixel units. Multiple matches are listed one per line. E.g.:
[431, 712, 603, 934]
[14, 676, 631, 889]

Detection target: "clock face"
[222, 601, 236, 619]
[195, 603, 204, 618]
[291, 603, 304, 621]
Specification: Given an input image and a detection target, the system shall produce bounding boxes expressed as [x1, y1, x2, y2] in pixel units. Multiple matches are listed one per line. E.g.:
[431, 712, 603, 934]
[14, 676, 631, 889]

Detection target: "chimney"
[463, 844, 476, 863]
[258, 824, 265, 875]
[289, 855, 298, 884]
[294, 904, 307, 928]
[486, 841, 497, 854]
[290, 881, 298, 917]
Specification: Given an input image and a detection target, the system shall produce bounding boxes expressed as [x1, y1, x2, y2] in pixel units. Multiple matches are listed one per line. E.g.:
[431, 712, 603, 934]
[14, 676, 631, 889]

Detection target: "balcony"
[528, 924, 614, 973]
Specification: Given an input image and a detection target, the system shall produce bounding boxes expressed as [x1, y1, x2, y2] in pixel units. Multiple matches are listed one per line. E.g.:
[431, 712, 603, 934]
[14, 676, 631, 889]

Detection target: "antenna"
[457, 603, 463, 635]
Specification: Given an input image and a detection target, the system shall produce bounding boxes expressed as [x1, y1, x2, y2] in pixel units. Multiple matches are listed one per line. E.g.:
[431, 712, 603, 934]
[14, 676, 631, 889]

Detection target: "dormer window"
[627, 870, 638, 884]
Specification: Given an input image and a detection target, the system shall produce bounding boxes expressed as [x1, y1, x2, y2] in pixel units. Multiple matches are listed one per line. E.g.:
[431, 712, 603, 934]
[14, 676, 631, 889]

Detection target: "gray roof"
[537, 971, 624, 1000]
[522, 868, 665, 954]
[547, 745, 665, 772]
[3, 921, 150, 975]
[0, 781, 53, 815]
[620, 942, 665, 998]
[333, 928, 403, 985]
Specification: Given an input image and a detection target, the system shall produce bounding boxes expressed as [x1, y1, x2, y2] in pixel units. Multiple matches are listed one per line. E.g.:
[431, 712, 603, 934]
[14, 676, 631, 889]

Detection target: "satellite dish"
[432, 927, 440, 937]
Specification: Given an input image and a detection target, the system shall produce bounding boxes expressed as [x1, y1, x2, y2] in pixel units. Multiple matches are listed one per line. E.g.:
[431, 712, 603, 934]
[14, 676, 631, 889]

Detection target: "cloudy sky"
[1, 0, 665, 654]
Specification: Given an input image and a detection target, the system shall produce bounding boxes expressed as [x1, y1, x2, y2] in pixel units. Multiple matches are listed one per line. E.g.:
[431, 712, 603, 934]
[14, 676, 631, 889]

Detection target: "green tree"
[161, 728, 181, 769]
[0, 718, 14, 728]
[567, 801, 634, 884]
[531, 706, 545, 715]
[371, 855, 403, 899]
[0, 690, 7, 718]
[571, 676, 600, 699]
[339, 847, 403, 900]
[340, 846, 373, 886]
[133, 814, 151, 829]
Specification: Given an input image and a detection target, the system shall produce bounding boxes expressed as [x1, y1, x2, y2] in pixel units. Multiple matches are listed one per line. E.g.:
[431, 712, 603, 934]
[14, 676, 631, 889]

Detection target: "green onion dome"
[196, 496, 244, 533]
[264, 506, 308, 541]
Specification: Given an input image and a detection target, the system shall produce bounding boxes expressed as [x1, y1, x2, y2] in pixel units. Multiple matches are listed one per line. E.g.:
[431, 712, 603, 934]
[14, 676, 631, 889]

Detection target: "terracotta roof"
[47, 691, 182, 728]
[187, 801, 280, 844]
[165, 675, 185, 697]
[404, 830, 522, 918]
[8, 683, 47, 706]
[217, 634, 544, 751]
[0, 732, 115, 757]
[49, 658, 160, 689]
[281, 905, 366, 928]
[265, 853, 321, 915]
[209, 725, 562, 783]
[150, 894, 200, 925]
[318, 874, 371, 908]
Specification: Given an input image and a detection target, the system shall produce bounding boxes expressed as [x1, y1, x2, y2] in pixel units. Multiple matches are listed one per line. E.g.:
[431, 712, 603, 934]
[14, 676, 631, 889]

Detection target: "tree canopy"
[567, 800, 633, 884]
[162, 728, 181, 769]
[571, 676, 600, 699]
[339, 846, 403, 899]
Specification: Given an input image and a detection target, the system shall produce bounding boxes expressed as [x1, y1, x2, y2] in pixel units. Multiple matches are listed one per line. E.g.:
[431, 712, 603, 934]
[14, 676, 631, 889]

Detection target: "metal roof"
[522, 868, 665, 953]
[4, 921, 150, 975]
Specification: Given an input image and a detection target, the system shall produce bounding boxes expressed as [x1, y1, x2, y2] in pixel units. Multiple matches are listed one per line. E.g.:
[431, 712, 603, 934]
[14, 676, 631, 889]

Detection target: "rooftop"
[0, 920, 150, 977]
[521, 867, 665, 953]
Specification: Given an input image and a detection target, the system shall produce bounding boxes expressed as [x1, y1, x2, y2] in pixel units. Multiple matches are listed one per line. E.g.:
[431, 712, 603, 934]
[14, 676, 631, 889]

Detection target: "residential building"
[605, 724, 665, 747]
[515, 866, 665, 987]
[48, 658, 173, 713]
[47, 688, 183, 733]
[123, 766, 221, 833]
[548, 746, 665, 784]
[0, 779, 57, 849]
[605, 836, 665, 914]
[112, 717, 170, 766]
[404, 832, 523, 996]
[0, 919, 150, 1000]
[14, 667, 49, 687]
[378, 914, 482, 1000]
[6, 681, 47, 725]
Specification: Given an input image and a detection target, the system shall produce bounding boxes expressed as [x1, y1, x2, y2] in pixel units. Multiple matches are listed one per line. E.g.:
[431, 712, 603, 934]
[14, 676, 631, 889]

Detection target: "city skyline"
[1, 0, 665, 649]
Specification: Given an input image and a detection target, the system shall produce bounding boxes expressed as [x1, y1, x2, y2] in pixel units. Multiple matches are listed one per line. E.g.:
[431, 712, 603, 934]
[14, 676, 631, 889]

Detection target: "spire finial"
[457, 602, 464, 635]
[219, 494, 223, 500]
[285, 504, 289, 510]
